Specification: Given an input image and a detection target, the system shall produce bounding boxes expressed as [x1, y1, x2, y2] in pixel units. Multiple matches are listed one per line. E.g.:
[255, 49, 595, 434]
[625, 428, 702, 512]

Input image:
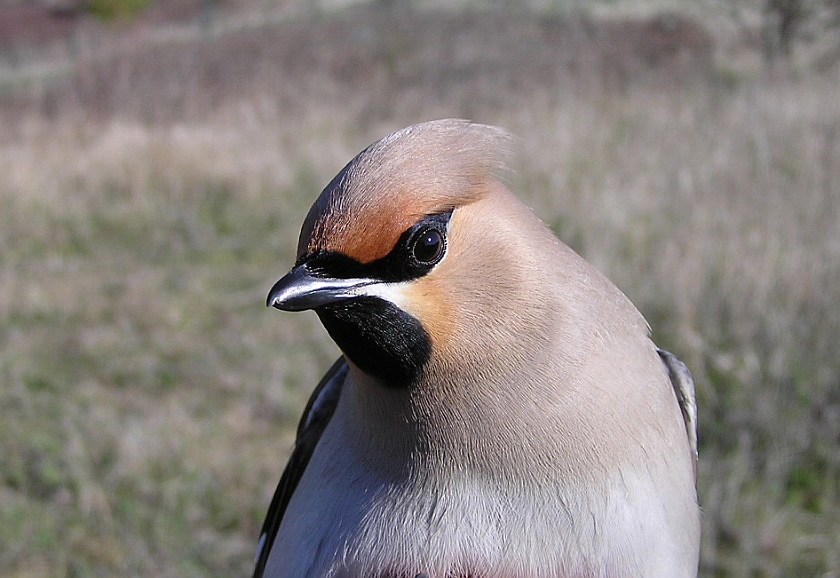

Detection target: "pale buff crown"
[297, 119, 513, 263]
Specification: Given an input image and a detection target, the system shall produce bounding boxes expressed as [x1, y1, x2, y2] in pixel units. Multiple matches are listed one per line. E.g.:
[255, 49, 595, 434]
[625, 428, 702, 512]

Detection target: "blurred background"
[1, 0, 838, 576]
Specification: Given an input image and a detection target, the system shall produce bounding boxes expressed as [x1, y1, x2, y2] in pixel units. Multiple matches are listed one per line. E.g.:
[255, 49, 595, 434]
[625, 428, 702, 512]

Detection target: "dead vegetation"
[0, 2, 838, 577]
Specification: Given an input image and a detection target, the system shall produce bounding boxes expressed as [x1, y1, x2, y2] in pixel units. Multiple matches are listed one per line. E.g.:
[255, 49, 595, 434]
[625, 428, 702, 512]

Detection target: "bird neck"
[335, 361, 588, 486]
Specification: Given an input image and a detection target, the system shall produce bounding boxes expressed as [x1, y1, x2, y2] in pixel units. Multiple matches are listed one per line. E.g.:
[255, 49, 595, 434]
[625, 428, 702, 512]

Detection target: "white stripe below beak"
[267, 264, 407, 311]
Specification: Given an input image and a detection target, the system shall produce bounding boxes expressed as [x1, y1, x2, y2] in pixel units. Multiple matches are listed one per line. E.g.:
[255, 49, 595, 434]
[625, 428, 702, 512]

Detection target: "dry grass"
[0, 2, 838, 577]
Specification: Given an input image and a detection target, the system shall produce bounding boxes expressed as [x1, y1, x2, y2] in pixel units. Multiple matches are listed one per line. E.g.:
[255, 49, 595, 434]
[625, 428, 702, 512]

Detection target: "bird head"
[267, 119, 569, 388]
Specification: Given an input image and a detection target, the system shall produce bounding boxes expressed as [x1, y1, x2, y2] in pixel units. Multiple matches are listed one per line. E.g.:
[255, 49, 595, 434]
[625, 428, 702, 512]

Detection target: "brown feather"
[297, 119, 512, 263]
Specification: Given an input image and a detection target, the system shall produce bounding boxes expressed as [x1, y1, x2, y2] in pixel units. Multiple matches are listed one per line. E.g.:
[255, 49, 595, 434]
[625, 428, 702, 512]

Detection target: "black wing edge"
[252, 356, 349, 578]
[658, 348, 698, 480]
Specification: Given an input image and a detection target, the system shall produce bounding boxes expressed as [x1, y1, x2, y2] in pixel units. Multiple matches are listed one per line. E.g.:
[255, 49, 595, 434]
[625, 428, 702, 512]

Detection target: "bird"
[254, 119, 700, 578]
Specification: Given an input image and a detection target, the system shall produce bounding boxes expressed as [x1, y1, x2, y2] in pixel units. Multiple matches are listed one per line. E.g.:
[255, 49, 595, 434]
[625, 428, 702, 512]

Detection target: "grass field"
[1, 1, 839, 577]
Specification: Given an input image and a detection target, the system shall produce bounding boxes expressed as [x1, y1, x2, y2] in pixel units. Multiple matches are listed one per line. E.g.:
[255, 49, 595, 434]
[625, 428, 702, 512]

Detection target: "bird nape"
[254, 119, 700, 578]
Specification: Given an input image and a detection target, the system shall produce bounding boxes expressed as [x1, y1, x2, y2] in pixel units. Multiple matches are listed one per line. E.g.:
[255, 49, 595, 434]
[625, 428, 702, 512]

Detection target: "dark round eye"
[412, 228, 445, 265]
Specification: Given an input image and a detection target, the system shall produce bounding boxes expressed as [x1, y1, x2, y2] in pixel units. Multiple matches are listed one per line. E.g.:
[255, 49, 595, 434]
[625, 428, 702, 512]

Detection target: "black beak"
[266, 264, 376, 311]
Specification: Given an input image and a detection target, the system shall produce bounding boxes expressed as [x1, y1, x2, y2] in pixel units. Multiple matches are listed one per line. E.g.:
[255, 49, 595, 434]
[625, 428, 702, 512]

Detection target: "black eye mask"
[298, 210, 453, 284]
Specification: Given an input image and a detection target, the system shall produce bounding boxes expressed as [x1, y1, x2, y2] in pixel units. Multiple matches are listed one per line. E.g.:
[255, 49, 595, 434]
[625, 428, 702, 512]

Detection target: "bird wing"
[252, 357, 349, 578]
[658, 349, 698, 479]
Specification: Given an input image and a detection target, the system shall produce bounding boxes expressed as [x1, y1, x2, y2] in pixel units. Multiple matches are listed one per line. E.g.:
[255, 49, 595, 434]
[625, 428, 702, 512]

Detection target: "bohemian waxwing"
[255, 119, 700, 578]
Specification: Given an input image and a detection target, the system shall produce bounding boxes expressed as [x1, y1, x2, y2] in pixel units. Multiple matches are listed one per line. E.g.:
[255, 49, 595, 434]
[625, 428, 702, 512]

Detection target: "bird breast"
[265, 411, 693, 578]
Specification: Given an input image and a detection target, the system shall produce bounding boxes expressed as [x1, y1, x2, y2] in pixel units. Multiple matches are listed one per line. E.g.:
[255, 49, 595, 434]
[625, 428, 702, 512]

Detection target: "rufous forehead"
[303, 192, 450, 263]
[295, 119, 512, 263]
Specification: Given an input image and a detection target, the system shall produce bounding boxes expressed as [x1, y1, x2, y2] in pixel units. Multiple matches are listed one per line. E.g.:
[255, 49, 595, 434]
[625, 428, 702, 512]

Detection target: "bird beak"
[266, 264, 377, 311]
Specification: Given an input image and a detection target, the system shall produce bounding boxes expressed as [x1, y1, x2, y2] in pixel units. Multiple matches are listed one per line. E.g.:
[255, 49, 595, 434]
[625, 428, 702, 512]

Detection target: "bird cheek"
[401, 275, 457, 352]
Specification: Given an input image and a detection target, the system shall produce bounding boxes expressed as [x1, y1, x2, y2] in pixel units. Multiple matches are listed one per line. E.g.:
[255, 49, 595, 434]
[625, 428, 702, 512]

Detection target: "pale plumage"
[255, 119, 700, 578]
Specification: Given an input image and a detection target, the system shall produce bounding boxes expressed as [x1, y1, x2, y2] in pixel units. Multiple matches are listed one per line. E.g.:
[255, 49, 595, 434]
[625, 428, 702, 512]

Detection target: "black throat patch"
[316, 298, 431, 387]
[300, 211, 451, 388]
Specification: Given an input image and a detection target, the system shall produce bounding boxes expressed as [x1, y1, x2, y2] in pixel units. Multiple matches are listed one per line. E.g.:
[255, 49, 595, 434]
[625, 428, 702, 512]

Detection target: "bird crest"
[297, 119, 513, 264]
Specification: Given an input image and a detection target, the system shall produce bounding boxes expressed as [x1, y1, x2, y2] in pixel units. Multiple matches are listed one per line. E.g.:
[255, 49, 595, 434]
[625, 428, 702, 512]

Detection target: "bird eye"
[412, 228, 445, 265]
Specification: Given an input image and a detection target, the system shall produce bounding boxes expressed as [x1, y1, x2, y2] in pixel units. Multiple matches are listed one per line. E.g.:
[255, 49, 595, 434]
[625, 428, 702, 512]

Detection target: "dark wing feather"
[658, 349, 698, 479]
[252, 357, 349, 578]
